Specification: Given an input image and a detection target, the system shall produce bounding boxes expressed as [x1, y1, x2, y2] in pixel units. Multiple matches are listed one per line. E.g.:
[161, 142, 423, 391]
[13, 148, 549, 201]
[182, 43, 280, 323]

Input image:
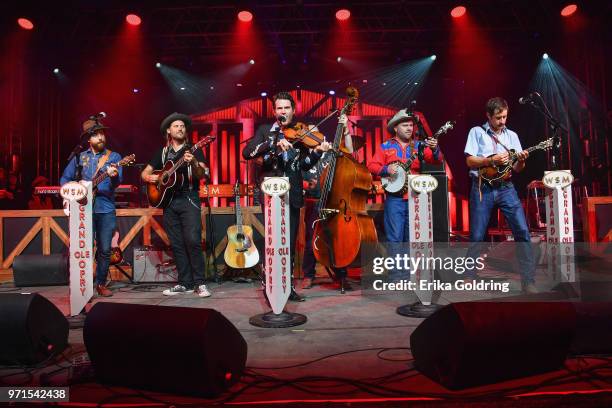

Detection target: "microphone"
[89, 112, 107, 120]
[277, 115, 286, 123]
[519, 93, 538, 105]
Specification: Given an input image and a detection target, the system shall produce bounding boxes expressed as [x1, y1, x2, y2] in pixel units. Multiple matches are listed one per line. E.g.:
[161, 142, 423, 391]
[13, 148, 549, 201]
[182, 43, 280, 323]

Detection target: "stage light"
[450, 6, 466, 18]
[329, 90, 336, 95]
[133, 88, 139, 93]
[335, 9, 351, 21]
[560, 4, 577, 17]
[337, 56, 342, 63]
[261, 92, 267, 97]
[210, 86, 214, 90]
[126, 14, 142, 26]
[238, 11, 253, 22]
[430, 55, 437, 61]
[249, 59, 255, 65]
[155, 62, 161, 68]
[236, 83, 243, 87]
[53, 68, 59, 74]
[414, 82, 419, 85]
[17, 18, 34, 30]
[179, 86, 186, 90]
[382, 82, 387, 86]
[543, 53, 549, 59]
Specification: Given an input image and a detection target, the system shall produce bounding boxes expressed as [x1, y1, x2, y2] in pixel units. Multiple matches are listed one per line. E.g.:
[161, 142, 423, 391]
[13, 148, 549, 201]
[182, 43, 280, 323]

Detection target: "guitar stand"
[112, 263, 135, 284]
[202, 187, 220, 283]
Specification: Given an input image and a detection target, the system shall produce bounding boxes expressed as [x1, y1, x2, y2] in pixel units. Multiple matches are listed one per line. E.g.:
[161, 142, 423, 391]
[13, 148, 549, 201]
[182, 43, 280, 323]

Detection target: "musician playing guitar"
[60, 117, 122, 297]
[464, 97, 536, 293]
[141, 112, 212, 298]
[367, 109, 440, 277]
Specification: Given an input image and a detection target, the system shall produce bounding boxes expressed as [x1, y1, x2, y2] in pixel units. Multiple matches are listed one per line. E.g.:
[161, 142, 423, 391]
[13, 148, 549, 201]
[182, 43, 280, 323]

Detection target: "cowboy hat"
[81, 119, 109, 137]
[387, 109, 419, 134]
[160, 112, 192, 136]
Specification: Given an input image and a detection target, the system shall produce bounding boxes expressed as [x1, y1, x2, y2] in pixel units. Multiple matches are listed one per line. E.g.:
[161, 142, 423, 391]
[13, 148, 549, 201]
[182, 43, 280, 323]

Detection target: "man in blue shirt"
[464, 97, 536, 293]
[60, 118, 123, 297]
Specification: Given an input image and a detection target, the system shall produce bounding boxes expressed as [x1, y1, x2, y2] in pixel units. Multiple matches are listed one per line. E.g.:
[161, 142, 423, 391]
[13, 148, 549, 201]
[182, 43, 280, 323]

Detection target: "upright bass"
[313, 87, 378, 268]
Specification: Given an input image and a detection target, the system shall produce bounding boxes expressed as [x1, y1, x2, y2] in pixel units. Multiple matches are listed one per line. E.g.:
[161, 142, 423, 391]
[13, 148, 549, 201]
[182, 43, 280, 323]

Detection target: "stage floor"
[2, 269, 612, 407]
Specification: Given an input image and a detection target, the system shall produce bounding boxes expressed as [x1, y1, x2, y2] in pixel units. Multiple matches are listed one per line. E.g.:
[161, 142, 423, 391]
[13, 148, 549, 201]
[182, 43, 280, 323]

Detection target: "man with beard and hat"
[141, 113, 211, 297]
[367, 109, 441, 274]
[242, 91, 332, 301]
[60, 117, 122, 297]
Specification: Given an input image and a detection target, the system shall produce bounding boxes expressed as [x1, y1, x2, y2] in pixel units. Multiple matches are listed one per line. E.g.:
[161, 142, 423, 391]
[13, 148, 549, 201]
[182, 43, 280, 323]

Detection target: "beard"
[91, 140, 105, 152]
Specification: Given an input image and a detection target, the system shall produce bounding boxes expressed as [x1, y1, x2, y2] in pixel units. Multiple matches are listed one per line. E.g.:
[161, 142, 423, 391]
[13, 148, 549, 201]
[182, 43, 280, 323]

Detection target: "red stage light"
[238, 11, 253, 22]
[126, 14, 142, 26]
[335, 9, 351, 21]
[560, 4, 577, 17]
[17, 18, 34, 30]
[450, 6, 467, 18]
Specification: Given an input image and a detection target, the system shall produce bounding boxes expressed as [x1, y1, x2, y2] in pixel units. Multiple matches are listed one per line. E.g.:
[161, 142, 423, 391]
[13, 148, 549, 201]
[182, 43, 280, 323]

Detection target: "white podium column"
[261, 177, 291, 314]
[543, 171, 575, 283]
[407, 175, 438, 305]
[61, 181, 94, 316]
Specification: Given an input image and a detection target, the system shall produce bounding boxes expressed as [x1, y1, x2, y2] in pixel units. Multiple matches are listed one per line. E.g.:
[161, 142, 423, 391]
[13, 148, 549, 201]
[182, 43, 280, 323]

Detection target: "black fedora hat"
[160, 112, 192, 136]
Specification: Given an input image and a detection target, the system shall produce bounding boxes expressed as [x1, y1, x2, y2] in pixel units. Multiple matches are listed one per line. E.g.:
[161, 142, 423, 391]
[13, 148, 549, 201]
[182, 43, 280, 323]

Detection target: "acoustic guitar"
[146, 135, 215, 208]
[224, 181, 259, 269]
[62, 153, 136, 217]
[479, 138, 553, 185]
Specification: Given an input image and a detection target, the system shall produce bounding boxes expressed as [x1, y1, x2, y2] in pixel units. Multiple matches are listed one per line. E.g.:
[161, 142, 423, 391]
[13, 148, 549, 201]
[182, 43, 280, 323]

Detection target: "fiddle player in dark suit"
[242, 91, 332, 301]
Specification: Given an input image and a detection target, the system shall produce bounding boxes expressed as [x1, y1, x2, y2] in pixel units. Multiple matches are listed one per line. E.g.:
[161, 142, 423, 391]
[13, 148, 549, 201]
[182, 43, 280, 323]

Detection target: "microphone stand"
[523, 94, 568, 171]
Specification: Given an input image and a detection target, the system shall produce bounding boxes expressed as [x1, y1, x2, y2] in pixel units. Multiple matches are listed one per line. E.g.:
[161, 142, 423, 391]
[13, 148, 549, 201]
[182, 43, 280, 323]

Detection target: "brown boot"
[302, 277, 314, 289]
[96, 284, 113, 297]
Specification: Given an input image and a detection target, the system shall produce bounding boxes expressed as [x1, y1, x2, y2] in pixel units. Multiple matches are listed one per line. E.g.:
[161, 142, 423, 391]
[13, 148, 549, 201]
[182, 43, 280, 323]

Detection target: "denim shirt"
[60, 149, 123, 213]
[464, 122, 523, 178]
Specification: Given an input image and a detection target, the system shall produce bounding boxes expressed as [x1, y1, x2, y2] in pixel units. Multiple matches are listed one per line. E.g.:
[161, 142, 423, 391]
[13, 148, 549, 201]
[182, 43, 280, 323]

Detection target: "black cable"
[247, 346, 411, 370]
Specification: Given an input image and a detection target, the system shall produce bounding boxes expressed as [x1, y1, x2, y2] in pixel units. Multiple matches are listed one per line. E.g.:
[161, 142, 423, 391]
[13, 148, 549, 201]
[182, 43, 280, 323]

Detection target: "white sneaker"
[162, 285, 194, 296]
[196, 284, 212, 298]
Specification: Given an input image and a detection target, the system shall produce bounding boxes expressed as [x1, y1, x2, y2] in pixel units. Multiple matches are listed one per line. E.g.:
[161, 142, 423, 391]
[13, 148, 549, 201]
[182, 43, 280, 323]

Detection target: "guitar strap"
[95, 150, 112, 175]
[477, 126, 513, 201]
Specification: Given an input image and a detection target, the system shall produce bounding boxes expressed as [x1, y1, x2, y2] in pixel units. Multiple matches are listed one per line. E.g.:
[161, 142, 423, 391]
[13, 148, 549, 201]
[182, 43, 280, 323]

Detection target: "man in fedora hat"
[60, 117, 122, 297]
[367, 109, 441, 276]
[141, 112, 211, 297]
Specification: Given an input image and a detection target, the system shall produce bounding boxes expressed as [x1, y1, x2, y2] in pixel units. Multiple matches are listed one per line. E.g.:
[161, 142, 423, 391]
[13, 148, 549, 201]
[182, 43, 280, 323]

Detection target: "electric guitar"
[479, 138, 554, 185]
[146, 135, 215, 208]
[224, 181, 259, 269]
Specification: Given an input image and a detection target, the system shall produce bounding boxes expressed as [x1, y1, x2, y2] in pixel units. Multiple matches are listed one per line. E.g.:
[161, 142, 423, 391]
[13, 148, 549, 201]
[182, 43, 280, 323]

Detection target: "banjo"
[381, 120, 455, 194]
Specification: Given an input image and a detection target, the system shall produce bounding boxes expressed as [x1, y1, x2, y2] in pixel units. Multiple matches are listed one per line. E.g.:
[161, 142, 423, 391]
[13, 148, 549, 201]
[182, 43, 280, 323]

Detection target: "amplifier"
[132, 247, 177, 283]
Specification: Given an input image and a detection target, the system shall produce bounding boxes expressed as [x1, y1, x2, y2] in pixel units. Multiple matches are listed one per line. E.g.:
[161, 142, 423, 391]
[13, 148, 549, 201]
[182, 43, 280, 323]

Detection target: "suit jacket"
[242, 122, 322, 208]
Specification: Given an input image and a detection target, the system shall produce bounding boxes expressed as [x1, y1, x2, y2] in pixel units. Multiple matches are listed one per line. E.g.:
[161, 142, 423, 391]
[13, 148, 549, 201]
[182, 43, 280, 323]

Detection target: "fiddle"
[281, 122, 325, 148]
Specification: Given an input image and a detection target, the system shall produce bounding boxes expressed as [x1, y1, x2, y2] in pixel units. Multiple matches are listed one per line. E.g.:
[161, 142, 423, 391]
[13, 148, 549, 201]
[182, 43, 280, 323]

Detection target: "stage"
[2, 265, 612, 407]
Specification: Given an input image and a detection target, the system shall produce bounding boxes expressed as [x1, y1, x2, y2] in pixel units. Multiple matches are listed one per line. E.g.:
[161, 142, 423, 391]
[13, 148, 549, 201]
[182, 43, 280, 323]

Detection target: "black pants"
[163, 191, 206, 288]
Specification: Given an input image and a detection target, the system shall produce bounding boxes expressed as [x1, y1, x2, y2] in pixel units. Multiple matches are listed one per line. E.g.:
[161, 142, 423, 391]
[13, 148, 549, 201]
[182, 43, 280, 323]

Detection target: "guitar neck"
[235, 191, 243, 230]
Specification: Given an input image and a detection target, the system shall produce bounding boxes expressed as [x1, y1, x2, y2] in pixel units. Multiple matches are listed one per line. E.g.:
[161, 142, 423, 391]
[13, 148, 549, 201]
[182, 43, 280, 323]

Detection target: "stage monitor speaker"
[13, 254, 68, 287]
[410, 302, 576, 389]
[83, 302, 247, 397]
[0, 293, 69, 365]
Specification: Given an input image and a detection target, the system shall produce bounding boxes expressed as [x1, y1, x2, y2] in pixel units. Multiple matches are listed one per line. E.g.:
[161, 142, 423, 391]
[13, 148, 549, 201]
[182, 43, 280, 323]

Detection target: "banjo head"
[381, 161, 409, 194]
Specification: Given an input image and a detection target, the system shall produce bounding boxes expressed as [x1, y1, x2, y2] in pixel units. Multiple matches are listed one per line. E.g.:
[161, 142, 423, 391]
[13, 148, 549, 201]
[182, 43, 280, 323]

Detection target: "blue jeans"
[384, 195, 410, 281]
[93, 211, 116, 285]
[163, 191, 206, 289]
[466, 180, 535, 284]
